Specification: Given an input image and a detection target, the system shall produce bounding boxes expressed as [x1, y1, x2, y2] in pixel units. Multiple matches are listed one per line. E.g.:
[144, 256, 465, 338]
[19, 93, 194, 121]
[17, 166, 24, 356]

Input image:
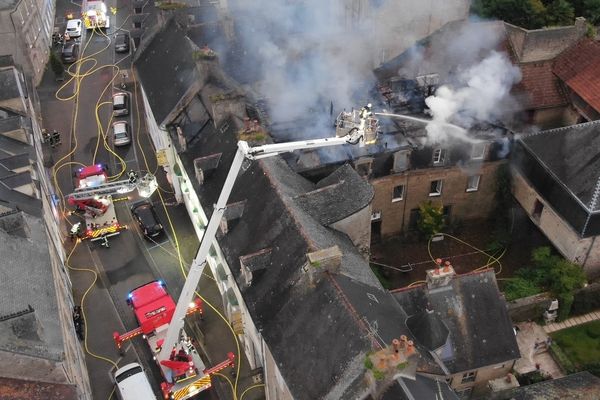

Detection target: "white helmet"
[367, 103, 372, 108]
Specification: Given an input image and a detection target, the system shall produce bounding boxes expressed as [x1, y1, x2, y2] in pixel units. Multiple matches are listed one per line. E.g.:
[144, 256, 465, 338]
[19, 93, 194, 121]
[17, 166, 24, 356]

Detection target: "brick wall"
[371, 161, 504, 238]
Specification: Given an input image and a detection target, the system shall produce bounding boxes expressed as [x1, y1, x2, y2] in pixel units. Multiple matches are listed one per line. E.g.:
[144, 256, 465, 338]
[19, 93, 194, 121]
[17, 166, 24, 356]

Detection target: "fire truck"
[113, 107, 378, 398]
[83, 0, 110, 29]
[113, 281, 235, 400]
[67, 164, 156, 241]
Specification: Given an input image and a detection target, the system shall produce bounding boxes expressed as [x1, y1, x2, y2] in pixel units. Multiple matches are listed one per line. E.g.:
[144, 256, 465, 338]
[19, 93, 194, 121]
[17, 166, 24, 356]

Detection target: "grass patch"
[551, 320, 600, 368]
[370, 264, 392, 290]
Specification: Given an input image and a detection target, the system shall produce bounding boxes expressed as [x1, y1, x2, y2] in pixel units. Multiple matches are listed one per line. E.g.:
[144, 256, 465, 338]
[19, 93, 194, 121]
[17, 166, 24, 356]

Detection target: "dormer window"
[433, 149, 446, 165]
[471, 143, 487, 160]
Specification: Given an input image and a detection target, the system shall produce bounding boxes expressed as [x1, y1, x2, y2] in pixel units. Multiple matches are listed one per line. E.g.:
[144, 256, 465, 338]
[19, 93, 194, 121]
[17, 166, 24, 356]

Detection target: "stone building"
[0, 60, 91, 399]
[0, 0, 55, 85]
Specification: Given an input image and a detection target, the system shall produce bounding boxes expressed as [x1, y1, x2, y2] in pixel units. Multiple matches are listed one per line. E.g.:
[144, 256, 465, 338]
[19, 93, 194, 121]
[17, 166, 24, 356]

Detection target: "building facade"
[0, 62, 92, 399]
[0, 0, 54, 85]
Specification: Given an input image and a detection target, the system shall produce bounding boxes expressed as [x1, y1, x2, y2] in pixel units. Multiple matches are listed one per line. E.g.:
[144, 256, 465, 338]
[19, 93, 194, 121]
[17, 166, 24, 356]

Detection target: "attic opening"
[239, 248, 272, 287]
[532, 199, 544, 221]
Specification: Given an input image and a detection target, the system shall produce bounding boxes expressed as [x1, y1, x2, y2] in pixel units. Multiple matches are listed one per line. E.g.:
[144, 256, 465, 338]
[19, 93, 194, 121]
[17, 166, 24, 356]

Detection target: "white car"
[65, 19, 82, 38]
[112, 121, 131, 147]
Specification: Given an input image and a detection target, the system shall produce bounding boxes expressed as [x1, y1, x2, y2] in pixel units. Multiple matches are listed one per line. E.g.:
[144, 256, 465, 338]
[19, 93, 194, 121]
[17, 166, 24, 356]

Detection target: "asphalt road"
[39, 1, 218, 399]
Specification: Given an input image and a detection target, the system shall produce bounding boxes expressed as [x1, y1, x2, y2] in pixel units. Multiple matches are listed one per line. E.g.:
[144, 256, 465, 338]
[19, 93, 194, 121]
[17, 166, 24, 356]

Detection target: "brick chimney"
[305, 246, 342, 285]
[426, 259, 455, 290]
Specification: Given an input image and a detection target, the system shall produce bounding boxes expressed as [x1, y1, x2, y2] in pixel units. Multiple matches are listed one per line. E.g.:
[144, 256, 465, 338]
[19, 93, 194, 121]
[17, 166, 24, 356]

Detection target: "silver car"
[112, 121, 131, 146]
[112, 92, 129, 116]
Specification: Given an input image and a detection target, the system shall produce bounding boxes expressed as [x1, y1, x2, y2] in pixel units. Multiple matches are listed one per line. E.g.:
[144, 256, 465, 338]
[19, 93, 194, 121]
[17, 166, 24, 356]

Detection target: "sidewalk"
[543, 310, 600, 333]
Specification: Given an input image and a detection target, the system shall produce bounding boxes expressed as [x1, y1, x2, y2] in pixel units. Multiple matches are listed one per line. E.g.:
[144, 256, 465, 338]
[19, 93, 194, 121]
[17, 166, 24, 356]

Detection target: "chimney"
[364, 335, 417, 398]
[218, 200, 246, 236]
[426, 259, 455, 290]
[239, 248, 272, 287]
[194, 153, 222, 185]
[305, 246, 342, 285]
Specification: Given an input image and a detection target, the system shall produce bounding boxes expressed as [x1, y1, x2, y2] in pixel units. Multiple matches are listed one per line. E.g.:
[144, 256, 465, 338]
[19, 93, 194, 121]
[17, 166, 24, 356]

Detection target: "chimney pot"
[392, 338, 400, 353]
[435, 258, 442, 266]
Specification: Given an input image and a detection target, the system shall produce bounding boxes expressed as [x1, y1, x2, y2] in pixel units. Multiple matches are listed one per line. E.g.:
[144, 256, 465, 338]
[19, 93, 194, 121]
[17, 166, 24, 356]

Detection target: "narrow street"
[37, 1, 235, 399]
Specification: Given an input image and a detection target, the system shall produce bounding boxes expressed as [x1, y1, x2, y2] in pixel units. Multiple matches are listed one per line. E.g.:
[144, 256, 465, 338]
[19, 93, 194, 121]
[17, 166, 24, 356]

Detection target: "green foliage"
[584, 362, 600, 377]
[546, 0, 575, 25]
[583, 0, 600, 24]
[364, 357, 373, 370]
[571, 284, 600, 316]
[372, 369, 385, 381]
[586, 22, 597, 38]
[551, 321, 600, 369]
[548, 342, 577, 374]
[49, 50, 64, 77]
[472, 0, 547, 29]
[370, 264, 392, 290]
[416, 201, 445, 238]
[503, 277, 543, 301]
[488, 163, 513, 249]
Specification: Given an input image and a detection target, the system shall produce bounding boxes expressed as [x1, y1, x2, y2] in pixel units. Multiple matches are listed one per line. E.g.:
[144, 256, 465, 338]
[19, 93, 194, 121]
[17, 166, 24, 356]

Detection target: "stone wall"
[371, 161, 503, 238]
[507, 292, 553, 322]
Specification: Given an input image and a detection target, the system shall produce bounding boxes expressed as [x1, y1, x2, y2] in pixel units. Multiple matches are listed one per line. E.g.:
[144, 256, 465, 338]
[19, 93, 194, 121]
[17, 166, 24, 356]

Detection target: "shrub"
[503, 277, 542, 301]
[49, 50, 64, 77]
[548, 343, 577, 374]
[416, 201, 445, 239]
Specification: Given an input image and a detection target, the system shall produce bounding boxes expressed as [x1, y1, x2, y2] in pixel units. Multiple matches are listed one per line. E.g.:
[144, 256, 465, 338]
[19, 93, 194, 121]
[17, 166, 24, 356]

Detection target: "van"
[114, 363, 157, 400]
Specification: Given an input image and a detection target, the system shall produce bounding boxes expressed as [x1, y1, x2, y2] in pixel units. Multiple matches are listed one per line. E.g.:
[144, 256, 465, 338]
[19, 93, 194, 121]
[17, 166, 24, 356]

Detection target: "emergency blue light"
[158, 280, 164, 286]
[128, 293, 133, 299]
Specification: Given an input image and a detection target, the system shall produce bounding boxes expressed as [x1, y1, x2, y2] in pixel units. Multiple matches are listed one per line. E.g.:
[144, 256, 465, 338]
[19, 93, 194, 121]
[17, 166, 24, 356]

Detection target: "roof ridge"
[522, 119, 600, 138]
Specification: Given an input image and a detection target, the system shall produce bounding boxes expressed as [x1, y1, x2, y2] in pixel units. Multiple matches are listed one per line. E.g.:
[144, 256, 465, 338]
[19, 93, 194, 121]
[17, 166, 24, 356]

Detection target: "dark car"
[131, 201, 163, 239]
[61, 42, 79, 63]
[115, 33, 130, 53]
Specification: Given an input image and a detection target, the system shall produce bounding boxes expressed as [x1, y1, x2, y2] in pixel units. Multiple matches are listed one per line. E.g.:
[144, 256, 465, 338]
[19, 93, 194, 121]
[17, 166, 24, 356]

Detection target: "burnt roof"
[0, 376, 77, 400]
[392, 270, 520, 373]
[178, 114, 438, 398]
[489, 371, 600, 400]
[134, 18, 201, 126]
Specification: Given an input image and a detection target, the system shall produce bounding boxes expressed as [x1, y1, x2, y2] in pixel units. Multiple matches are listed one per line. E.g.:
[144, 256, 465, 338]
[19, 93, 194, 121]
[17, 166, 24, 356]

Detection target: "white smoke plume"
[226, 0, 471, 139]
[424, 51, 522, 143]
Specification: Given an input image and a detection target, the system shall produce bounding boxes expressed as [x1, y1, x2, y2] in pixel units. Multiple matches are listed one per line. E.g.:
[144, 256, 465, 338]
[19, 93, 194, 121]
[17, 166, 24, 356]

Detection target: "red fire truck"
[114, 281, 234, 400]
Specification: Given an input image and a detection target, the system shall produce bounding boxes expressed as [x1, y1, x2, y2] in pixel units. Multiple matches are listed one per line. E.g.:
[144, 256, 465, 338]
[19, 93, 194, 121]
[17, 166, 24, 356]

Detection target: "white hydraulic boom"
[157, 115, 379, 371]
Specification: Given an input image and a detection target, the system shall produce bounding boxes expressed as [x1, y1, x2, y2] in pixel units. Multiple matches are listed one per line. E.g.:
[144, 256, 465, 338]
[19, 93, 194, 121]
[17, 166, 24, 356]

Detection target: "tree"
[531, 246, 586, 320]
[583, 0, 600, 24]
[417, 201, 445, 238]
[546, 0, 575, 25]
[472, 0, 547, 29]
[49, 50, 64, 78]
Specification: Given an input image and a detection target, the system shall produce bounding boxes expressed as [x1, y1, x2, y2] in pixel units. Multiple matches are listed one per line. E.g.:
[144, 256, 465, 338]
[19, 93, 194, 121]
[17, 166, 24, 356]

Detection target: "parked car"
[114, 32, 130, 53]
[65, 19, 82, 38]
[61, 42, 80, 63]
[112, 92, 129, 117]
[112, 121, 131, 146]
[131, 201, 164, 239]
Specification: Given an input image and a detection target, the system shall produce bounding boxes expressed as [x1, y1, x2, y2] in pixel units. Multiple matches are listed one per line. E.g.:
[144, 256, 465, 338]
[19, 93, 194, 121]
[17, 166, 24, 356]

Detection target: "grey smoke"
[227, 0, 471, 140]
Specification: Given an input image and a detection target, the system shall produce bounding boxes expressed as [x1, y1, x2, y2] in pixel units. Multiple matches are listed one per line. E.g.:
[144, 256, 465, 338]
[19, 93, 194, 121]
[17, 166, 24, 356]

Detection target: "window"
[429, 180, 443, 197]
[433, 148, 446, 164]
[392, 185, 404, 202]
[466, 175, 480, 192]
[471, 143, 486, 160]
[532, 199, 544, 220]
[461, 371, 477, 384]
[371, 211, 381, 221]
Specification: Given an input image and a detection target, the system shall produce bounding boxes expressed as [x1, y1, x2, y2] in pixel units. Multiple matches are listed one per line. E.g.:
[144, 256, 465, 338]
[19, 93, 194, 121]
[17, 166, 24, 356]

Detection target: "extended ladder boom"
[70, 179, 136, 200]
[157, 124, 376, 370]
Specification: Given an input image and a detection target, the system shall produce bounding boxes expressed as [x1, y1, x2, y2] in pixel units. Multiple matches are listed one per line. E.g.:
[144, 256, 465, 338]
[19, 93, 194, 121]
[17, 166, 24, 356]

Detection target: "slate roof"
[553, 38, 600, 114]
[488, 371, 600, 400]
[0, 212, 63, 360]
[0, 171, 32, 189]
[514, 61, 566, 109]
[518, 120, 600, 211]
[0, 376, 77, 400]
[384, 376, 459, 400]
[133, 18, 202, 126]
[0, 68, 21, 101]
[0, 153, 29, 170]
[294, 164, 374, 225]
[178, 114, 441, 399]
[392, 270, 520, 374]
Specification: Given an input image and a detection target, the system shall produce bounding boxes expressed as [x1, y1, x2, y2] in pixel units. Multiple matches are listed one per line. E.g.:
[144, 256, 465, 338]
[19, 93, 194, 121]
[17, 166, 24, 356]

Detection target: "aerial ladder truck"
[113, 107, 380, 399]
[67, 164, 156, 241]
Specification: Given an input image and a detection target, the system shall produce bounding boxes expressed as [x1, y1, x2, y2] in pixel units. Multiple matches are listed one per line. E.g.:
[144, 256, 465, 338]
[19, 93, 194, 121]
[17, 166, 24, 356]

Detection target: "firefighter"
[100, 234, 110, 248]
[359, 103, 373, 119]
[50, 130, 61, 147]
[69, 222, 82, 241]
[128, 170, 138, 184]
[41, 129, 50, 144]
